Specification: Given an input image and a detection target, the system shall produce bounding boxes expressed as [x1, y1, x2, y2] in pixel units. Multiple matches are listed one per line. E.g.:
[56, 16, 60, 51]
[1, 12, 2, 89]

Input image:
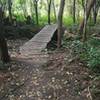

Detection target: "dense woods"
[0, 0, 100, 100]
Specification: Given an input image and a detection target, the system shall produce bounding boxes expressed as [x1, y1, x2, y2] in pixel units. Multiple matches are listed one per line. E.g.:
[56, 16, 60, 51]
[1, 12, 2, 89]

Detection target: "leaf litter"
[0, 39, 99, 100]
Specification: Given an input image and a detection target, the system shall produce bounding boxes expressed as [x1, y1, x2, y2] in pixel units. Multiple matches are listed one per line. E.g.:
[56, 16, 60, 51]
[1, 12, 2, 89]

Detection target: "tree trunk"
[73, 0, 76, 23]
[47, 0, 52, 24]
[0, 8, 10, 63]
[93, 0, 97, 24]
[0, 36, 10, 63]
[78, 0, 96, 34]
[52, 0, 57, 22]
[8, 0, 12, 24]
[34, 0, 39, 25]
[57, 0, 65, 48]
[83, 0, 88, 42]
[81, 0, 85, 11]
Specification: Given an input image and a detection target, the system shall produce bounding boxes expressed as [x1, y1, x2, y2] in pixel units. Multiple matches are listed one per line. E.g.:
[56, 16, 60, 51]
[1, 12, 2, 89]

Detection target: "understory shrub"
[63, 37, 100, 72]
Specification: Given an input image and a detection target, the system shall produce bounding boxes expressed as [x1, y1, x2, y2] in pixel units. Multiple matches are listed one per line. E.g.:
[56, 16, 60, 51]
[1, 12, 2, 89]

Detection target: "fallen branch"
[87, 87, 93, 100]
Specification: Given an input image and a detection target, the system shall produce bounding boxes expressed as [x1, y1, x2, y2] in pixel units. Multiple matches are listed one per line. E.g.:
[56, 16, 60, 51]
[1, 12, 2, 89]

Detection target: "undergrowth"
[63, 37, 100, 72]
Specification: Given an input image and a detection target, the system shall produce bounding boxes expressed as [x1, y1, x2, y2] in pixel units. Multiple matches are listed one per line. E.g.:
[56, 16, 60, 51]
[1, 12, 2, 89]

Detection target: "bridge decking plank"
[20, 24, 57, 58]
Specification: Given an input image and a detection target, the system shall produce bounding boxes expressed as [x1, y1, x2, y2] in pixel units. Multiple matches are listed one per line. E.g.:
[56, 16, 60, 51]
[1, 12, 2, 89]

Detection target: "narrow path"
[0, 40, 93, 100]
[0, 51, 92, 100]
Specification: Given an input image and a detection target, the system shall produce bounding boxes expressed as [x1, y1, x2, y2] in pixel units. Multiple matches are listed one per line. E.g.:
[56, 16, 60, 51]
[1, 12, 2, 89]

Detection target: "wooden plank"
[20, 24, 57, 57]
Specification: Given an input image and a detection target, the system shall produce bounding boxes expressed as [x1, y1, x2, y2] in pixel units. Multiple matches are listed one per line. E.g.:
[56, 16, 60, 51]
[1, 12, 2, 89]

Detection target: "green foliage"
[38, 15, 56, 26]
[39, 16, 48, 26]
[84, 38, 100, 71]
[15, 14, 25, 21]
[63, 16, 73, 26]
[87, 48, 100, 70]
[63, 37, 100, 72]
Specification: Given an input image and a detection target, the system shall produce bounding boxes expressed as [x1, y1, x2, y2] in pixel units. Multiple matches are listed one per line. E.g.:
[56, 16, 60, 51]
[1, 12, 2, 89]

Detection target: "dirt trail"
[0, 39, 94, 100]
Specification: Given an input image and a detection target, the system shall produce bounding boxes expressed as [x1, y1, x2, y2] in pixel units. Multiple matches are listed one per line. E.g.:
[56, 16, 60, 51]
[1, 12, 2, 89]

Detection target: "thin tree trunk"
[82, 0, 85, 11]
[47, 0, 52, 24]
[52, 0, 57, 22]
[57, 0, 65, 48]
[83, 0, 87, 42]
[73, 0, 76, 23]
[34, 0, 39, 25]
[8, 0, 12, 24]
[78, 0, 96, 34]
[93, 0, 97, 24]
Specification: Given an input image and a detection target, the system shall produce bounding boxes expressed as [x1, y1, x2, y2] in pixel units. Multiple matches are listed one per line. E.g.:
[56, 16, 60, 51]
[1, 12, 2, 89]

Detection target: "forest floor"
[0, 39, 99, 100]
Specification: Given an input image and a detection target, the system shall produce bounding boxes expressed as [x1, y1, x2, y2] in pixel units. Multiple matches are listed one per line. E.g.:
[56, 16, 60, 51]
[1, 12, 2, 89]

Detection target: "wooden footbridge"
[19, 24, 57, 63]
